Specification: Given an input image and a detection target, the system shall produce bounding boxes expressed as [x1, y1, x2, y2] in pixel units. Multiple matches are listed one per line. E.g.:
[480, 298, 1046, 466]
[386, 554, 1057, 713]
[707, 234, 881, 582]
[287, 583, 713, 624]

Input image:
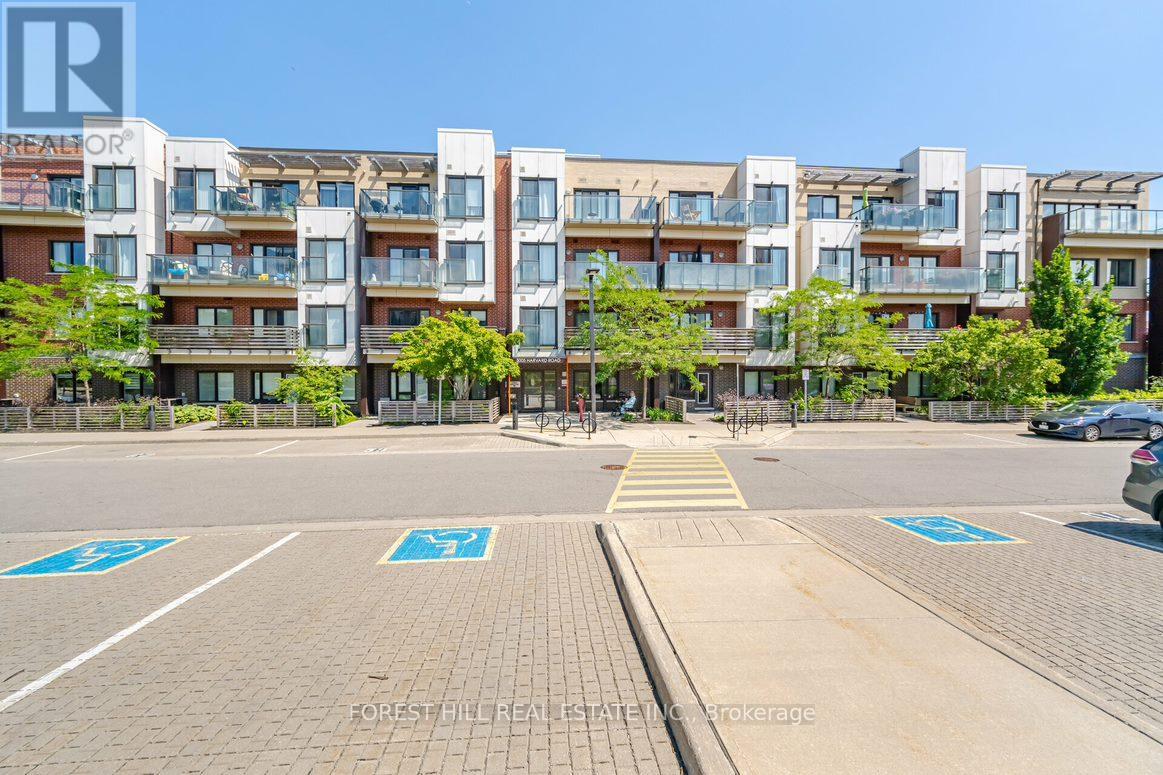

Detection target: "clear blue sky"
[135, 0, 1163, 178]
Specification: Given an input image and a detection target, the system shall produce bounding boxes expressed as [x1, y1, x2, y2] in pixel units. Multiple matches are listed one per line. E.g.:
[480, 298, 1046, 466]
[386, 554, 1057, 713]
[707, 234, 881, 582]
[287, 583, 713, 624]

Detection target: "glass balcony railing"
[860, 266, 983, 294]
[0, 180, 83, 213]
[89, 253, 136, 278]
[361, 257, 439, 288]
[852, 203, 945, 232]
[564, 261, 658, 289]
[1062, 208, 1163, 236]
[87, 184, 120, 211]
[985, 208, 1018, 232]
[662, 262, 754, 291]
[169, 186, 216, 213]
[664, 196, 750, 227]
[211, 186, 300, 218]
[517, 324, 555, 349]
[360, 189, 437, 220]
[516, 194, 558, 221]
[813, 264, 853, 286]
[983, 267, 1019, 292]
[749, 200, 789, 226]
[753, 327, 789, 350]
[442, 193, 484, 219]
[750, 264, 789, 287]
[148, 255, 298, 287]
[565, 194, 658, 225]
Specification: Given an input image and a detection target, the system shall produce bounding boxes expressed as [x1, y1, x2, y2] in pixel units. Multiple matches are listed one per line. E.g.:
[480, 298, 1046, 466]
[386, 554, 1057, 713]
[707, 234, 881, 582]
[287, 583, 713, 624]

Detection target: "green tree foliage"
[273, 350, 358, 424]
[391, 310, 524, 399]
[0, 265, 161, 404]
[1027, 245, 1129, 396]
[569, 252, 716, 412]
[911, 316, 1063, 405]
[762, 276, 907, 394]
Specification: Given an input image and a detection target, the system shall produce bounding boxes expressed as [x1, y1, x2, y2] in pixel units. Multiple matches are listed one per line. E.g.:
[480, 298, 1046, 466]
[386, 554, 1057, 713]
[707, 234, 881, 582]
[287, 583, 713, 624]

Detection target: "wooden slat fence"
[216, 404, 338, 428]
[378, 397, 499, 424]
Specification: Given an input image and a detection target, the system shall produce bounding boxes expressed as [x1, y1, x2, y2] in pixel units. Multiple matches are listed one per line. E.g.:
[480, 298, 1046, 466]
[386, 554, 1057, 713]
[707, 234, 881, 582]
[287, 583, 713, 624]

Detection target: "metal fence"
[927, 401, 1044, 422]
[378, 397, 500, 425]
[0, 405, 176, 432]
[215, 404, 338, 428]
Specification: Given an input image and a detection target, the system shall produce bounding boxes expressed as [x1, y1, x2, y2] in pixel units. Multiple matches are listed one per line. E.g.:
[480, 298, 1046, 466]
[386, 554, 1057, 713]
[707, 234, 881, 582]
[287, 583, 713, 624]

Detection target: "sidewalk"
[501, 412, 792, 449]
[602, 517, 1163, 774]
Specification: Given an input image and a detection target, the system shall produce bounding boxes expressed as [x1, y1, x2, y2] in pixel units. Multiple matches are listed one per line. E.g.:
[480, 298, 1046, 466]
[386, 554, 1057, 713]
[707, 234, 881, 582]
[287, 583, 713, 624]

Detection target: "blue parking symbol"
[876, 516, 1022, 545]
[0, 538, 184, 578]
[381, 527, 496, 564]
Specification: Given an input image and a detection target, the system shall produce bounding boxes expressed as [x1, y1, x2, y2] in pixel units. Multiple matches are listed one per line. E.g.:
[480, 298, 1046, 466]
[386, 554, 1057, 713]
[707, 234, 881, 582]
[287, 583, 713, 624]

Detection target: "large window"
[252, 308, 297, 326]
[54, 373, 79, 403]
[305, 306, 346, 347]
[1111, 259, 1135, 287]
[753, 247, 788, 286]
[572, 189, 619, 220]
[907, 371, 936, 398]
[669, 251, 711, 263]
[518, 178, 557, 220]
[305, 239, 346, 281]
[752, 185, 788, 225]
[253, 372, 290, 403]
[446, 176, 484, 218]
[851, 195, 892, 215]
[926, 190, 959, 228]
[754, 312, 788, 349]
[987, 191, 1020, 230]
[447, 242, 485, 283]
[197, 372, 235, 403]
[318, 182, 355, 208]
[819, 248, 853, 286]
[807, 195, 838, 220]
[519, 307, 557, 348]
[985, 252, 1018, 291]
[173, 168, 215, 212]
[92, 166, 135, 210]
[1071, 258, 1100, 286]
[518, 243, 558, 284]
[574, 249, 619, 264]
[390, 371, 428, 401]
[50, 241, 85, 271]
[93, 235, 136, 278]
[388, 246, 430, 260]
[743, 370, 781, 398]
[388, 309, 428, 327]
[196, 307, 233, 327]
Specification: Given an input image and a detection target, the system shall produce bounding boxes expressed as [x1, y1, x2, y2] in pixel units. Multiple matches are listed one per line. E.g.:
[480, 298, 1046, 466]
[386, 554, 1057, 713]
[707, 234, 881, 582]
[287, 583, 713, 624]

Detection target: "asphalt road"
[0, 430, 1142, 532]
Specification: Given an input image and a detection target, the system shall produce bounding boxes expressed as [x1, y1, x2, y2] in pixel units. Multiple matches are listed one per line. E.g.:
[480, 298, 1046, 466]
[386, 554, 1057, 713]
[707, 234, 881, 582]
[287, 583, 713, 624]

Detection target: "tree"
[911, 316, 1063, 405]
[762, 275, 907, 395]
[570, 252, 715, 415]
[0, 265, 161, 404]
[1027, 245, 1129, 396]
[391, 311, 524, 399]
[273, 350, 358, 424]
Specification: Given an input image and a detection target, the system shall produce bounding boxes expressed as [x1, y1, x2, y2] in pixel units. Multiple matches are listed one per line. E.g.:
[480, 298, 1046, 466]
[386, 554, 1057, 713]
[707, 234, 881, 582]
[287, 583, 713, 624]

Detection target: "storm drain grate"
[753, 456, 780, 463]
[601, 464, 626, 471]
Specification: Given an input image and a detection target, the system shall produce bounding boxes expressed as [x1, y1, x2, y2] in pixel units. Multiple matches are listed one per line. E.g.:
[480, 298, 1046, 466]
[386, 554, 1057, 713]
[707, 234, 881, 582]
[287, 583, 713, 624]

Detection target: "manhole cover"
[753, 456, 780, 463]
[601, 464, 626, 471]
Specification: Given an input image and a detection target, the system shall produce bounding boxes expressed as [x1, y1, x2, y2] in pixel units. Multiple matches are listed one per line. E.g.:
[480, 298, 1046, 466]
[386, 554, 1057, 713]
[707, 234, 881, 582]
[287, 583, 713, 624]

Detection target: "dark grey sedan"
[1028, 401, 1163, 442]
[1122, 439, 1163, 529]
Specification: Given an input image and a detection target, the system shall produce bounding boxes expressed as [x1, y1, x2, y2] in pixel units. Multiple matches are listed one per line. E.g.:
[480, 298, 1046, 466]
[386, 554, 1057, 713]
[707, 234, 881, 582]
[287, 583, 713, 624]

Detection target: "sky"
[132, 0, 1163, 183]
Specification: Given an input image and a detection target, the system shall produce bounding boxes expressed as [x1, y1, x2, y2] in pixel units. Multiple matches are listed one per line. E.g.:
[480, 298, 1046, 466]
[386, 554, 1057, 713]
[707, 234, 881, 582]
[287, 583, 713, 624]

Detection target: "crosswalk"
[605, 449, 749, 512]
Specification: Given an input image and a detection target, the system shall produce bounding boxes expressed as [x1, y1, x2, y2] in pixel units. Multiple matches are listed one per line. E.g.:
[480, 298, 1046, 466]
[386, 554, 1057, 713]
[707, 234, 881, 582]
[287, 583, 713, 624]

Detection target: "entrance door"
[522, 370, 558, 411]
[695, 371, 712, 405]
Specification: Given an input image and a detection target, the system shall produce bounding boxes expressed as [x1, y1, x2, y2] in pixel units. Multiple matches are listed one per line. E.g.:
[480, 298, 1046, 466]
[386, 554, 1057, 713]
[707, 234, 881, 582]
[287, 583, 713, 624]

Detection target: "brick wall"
[171, 364, 305, 404]
[494, 156, 513, 333]
[873, 303, 961, 329]
[565, 237, 653, 263]
[0, 151, 82, 181]
[165, 296, 297, 325]
[660, 238, 738, 263]
[860, 243, 962, 268]
[1, 225, 84, 282]
[367, 232, 438, 257]
[1118, 298, 1148, 354]
[167, 229, 295, 256]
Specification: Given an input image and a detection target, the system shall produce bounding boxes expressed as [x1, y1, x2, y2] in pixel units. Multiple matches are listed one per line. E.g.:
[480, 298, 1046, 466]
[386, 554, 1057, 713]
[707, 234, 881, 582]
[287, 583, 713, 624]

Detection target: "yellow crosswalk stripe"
[605, 449, 748, 513]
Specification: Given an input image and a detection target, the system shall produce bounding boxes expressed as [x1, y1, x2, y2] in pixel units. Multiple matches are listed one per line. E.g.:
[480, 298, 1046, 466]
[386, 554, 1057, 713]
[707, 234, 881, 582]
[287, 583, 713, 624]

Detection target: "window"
[253, 180, 300, 200]
[196, 308, 234, 327]
[925, 190, 958, 228]
[518, 243, 558, 284]
[390, 371, 428, 401]
[197, 372, 235, 403]
[50, 241, 85, 271]
[518, 178, 557, 220]
[571, 369, 618, 405]
[446, 176, 484, 218]
[743, 370, 780, 398]
[173, 169, 215, 212]
[92, 166, 135, 210]
[755, 312, 788, 349]
[383, 184, 432, 216]
[252, 308, 297, 327]
[519, 307, 557, 348]
[1111, 259, 1135, 287]
[851, 195, 892, 215]
[122, 374, 144, 402]
[447, 242, 485, 283]
[388, 308, 428, 327]
[985, 252, 1018, 291]
[1123, 315, 1136, 342]
[93, 235, 136, 277]
[987, 192, 1019, 230]
[1071, 258, 1100, 286]
[819, 248, 853, 286]
[318, 181, 355, 208]
[341, 372, 356, 402]
[306, 239, 346, 281]
[388, 246, 430, 260]
[463, 309, 488, 324]
[807, 195, 838, 220]
[572, 189, 619, 221]
[54, 372, 79, 403]
[669, 251, 711, 263]
[253, 372, 289, 403]
[753, 247, 788, 286]
[251, 244, 296, 276]
[907, 371, 936, 398]
[574, 249, 619, 264]
[752, 185, 788, 225]
[680, 312, 713, 328]
[669, 191, 713, 222]
[306, 306, 346, 347]
[251, 245, 296, 257]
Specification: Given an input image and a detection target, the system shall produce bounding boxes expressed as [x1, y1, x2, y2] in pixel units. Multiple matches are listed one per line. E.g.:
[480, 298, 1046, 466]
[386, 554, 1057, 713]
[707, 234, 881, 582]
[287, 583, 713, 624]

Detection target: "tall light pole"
[586, 266, 600, 416]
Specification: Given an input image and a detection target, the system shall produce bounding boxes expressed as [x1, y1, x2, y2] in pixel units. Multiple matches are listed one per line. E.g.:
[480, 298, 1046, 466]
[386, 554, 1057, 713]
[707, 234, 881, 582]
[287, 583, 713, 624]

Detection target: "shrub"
[645, 407, 682, 423]
[220, 401, 249, 427]
[174, 404, 215, 424]
[620, 412, 637, 423]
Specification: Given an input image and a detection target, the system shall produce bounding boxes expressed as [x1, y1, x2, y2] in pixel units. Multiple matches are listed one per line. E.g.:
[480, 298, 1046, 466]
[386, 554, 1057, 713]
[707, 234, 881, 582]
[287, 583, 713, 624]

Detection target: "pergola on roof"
[1036, 169, 1163, 192]
[234, 147, 436, 173]
[799, 165, 915, 187]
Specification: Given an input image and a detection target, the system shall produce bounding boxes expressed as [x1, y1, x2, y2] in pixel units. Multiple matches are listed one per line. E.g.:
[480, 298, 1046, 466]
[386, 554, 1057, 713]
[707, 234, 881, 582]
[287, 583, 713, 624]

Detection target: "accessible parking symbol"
[380, 527, 496, 564]
[875, 516, 1023, 545]
[0, 537, 185, 577]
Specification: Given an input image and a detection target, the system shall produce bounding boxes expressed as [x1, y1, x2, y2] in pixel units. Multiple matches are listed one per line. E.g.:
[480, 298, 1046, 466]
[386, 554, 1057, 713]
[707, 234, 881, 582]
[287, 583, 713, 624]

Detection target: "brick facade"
[163, 296, 298, 326]
[1, 225, 85, 283]
[566, 237, 653, 263]
[860, 243, 962, 268]
[166, 229, 296, 257]
[367, 232, 438, 257]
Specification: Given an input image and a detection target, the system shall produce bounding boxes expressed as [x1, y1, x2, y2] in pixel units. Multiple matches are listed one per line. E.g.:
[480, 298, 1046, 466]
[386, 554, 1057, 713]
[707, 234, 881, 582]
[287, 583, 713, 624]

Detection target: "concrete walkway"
[602, 517, 1163, 774]
[503, 412, 792, 449]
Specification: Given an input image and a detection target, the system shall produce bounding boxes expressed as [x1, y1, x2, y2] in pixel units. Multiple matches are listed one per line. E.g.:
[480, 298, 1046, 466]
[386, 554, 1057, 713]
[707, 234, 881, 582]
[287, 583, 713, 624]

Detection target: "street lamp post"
[585, 266, 600, 420]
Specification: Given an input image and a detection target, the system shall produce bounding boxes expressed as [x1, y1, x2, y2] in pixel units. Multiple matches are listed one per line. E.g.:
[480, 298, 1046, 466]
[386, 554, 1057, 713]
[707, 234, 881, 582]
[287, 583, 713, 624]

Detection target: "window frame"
[753, 246, 789, 286]
[1071, 258, 1101, 287]
[305, 238, 347, 282]
[752, 184, 789, 225]
[318, 181, 355, 208]
[986, 251, 1019, 291]
[93, 234, 137, 278]
[92, 165, 136, 210]
[987, 191, 1020, 231]
[196, 371, 235, 403]
[518, 178, 558, 221]
[445, 176, 485, 219]
[807, 194, 839, 220]
[305, 305, 347, 348]
[1123, 314, 1136, 343]
[925, 189, 959, 229]
[447, 241, 486, 284]
[518, 242, 558, 285]
[49, 240, 85, 272]
[387, 308, 429, 327]
[1111, 258, 1136, 287]
[196, 307, 234, 327]
[173, 168, 216, 212]
[519, 306, 558, 348]
[252, 371, 291, 403]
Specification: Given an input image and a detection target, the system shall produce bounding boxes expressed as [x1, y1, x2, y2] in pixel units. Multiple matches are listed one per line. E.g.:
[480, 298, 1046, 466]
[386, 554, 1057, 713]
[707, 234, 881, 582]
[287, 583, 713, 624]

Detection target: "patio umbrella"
[923, 303, 935, 329]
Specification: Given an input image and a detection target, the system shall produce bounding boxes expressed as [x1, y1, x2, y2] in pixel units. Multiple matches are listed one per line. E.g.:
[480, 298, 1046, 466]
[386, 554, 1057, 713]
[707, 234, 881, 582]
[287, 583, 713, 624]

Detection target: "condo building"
[1, 117, 1159, 410]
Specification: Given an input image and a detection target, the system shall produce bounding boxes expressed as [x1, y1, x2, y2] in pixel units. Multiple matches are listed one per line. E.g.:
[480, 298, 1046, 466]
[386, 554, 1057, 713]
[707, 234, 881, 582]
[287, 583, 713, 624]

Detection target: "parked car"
[1121, 438, 1163, 530]
[1028, 401, 1163, 442]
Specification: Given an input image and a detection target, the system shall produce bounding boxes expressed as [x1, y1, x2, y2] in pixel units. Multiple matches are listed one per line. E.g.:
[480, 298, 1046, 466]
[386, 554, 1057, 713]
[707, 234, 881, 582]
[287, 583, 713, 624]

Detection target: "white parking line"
[963, 433, 1027, 446]
[1068, 525, 1162, 554]
[254, 440, 298, 456]
[3, 445, 81, 462]
[0, 532, 300, 714]
[1018, 510, 1066, 525]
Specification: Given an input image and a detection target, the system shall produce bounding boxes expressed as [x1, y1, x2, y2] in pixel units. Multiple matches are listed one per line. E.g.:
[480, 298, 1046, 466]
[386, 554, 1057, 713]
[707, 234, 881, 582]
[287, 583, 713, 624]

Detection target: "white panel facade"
[738, 156, 796, 329]
[900, 147, 966, 249]
[436, 129, 495, 305]
[165, 137, 239, 235]
[966, 164, 1027, 310]
[510, 148, 566, 354]
[296, 207, 358, 366]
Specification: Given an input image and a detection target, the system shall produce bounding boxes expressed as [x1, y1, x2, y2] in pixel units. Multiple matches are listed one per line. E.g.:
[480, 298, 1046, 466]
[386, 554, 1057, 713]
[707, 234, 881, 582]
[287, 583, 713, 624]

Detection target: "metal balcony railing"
[0, 179, 83, 213]
[852, 203, 945, 232]
[888, 328, 949, 353]
[211, 186, 300, 218]
[664, 196, 750, 227]
[148, 255, 298, 287]
[565, 194, 658, 225]
[564, 326, 755, 353]
[360, 189, 437, 220]
[361, 257, 439, 289]
[1062, 208, 1163, 236]
[860, 266, 984, 294]
[662, 262, 755, 292]
[564, 261, 658, 289]
[151, 325, 300, 351]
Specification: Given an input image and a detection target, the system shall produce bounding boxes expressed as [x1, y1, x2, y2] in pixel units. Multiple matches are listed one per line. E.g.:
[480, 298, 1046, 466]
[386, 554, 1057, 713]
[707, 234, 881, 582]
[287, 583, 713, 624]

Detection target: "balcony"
[210, 186, 300, 229]
[661, 262, 755, 294]
[564, 326, 755, 355]
[888, 328, 949, 354]
[663, 196, 750, 229]
[852, 203, 945, 236]
[361, 257, 440, 296]
[813, 264, 853, 286]
[984, 208, 1019, 232]
[151, 325, 300, 356]
[1044, 208, 1163, 252]
[859, 266, 983, 295]
[565, 194, 658, 232]
[148, 255, 298, 296]
[0, 180, 84, 224]
[363, 324, 501, 358]
[515, 194, 559, 222]
[442, 193, 484, 220]
[360, 189, 438, 232]
[564, 261, 658, 291]
[88, 253, 136, 279]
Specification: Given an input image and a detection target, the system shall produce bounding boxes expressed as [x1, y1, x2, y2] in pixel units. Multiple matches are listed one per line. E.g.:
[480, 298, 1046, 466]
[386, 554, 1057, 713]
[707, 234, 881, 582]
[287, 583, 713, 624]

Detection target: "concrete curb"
[499, 430, 627, 449]
[0, 427, 505, 447]
[598, 522, 737, 775]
